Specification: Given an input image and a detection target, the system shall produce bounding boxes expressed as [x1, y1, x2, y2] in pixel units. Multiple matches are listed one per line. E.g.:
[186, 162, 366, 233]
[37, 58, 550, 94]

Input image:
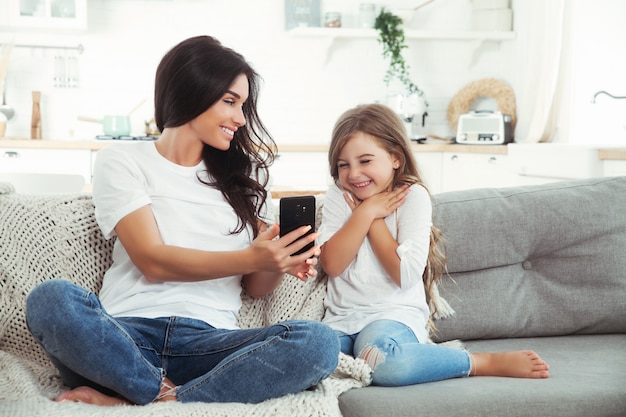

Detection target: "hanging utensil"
[0, 43, 15, 121]
[0, 88, 14, 121]
[31, 91, 42, 139]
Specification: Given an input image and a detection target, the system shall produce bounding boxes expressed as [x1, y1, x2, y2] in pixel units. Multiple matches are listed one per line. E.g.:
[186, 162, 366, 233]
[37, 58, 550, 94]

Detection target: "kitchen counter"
[0, 138, 111, 150]
[2, 138, 624, 160]
[0, 138, 509, 154]
[598, 148, 626, 160]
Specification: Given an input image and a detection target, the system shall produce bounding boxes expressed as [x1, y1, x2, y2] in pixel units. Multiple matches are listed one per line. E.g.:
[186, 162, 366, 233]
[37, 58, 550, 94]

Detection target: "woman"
[26, 35, 339, 406]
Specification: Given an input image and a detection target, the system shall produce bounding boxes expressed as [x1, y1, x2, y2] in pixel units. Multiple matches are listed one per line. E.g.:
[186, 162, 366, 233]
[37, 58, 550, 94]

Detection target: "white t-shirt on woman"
[318, 182, 433, 343]
[92, 141, 273, 330]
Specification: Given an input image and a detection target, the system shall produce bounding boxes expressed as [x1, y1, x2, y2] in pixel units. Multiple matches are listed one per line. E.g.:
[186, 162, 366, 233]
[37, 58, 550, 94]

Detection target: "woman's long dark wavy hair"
[154, 35, 276, 237]
[328, 103, 447, 333]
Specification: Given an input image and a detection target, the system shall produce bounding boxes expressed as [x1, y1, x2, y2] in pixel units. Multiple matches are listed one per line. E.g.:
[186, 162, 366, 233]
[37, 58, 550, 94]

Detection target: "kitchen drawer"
[442, 152, 517, 192]
[603, 160, 626, 177]
[0, 148, 92, 182]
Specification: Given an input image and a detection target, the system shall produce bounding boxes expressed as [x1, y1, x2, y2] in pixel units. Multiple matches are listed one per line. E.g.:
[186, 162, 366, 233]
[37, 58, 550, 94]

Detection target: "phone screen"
[279, 196, 316, 256]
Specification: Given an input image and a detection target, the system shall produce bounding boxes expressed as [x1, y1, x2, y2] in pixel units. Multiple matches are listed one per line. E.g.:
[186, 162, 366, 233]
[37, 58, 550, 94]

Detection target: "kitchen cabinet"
[441, 151, 517, 192]
[2, 0, 87, 30]
[2, 140, 623, 196]
[413, 151, 443, 194]
[0, 147, 91, 182]
[269, 151, 331, 192]
[603, 160, 626, 177]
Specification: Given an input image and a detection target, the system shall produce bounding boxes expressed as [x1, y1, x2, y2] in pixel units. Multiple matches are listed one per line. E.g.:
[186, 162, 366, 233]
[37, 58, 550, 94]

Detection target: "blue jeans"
[337, 319, 471, 386]
[26, 279, 339, 405]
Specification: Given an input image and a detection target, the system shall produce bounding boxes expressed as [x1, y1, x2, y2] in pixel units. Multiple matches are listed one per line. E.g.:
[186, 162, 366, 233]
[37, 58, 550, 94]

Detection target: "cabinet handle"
[450, 155, 459, 161]
[2, 151, 20, 159]
[488, 156, 497, 164]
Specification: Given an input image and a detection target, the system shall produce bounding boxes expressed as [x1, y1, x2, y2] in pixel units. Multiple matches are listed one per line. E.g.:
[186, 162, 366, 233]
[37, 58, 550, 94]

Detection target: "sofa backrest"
[0, 184, 114, 367]
[2, 176, 625, 366]
[429, 176, 626, 342]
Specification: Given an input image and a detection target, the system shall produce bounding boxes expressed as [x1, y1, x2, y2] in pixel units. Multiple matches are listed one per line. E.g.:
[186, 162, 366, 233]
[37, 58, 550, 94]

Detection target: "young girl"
[25, 36, 339, 406]
[318, 103, 549, 386]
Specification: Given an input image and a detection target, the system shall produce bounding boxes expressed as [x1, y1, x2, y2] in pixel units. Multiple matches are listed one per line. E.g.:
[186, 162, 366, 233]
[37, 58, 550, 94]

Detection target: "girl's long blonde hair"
[328, 103, 447, 333]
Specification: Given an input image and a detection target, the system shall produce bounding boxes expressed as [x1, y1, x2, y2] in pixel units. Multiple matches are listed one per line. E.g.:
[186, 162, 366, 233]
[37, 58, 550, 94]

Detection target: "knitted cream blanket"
[0, 184, 371, 417]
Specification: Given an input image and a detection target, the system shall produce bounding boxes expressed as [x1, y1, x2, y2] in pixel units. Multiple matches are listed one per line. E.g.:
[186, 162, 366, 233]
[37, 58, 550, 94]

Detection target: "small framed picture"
[285, 0, 321, 29]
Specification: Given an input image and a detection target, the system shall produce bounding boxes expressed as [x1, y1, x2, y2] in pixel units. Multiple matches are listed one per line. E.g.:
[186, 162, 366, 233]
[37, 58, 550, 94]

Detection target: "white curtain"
[513, 0, 567, 143]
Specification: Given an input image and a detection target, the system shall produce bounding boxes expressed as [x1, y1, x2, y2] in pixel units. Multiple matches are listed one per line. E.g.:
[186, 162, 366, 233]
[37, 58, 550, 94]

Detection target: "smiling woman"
[184, 74, 248, 154]
[24, 35, 339, 407]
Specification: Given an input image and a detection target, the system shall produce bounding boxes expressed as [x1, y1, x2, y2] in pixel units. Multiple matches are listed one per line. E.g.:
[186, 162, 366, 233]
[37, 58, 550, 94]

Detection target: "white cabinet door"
[413, 151, 442, 194]
[441, 152, 516, 192]
[0, 148, 91, 180]
[4, 0, 87, 29]
[269, 152, 331, 192]
[603, 160, 626, 177]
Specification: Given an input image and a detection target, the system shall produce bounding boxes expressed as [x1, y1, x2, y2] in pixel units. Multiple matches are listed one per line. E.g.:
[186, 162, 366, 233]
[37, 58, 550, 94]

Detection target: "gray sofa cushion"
[339, 334, 626, 417]
[431, 177, 626, 342]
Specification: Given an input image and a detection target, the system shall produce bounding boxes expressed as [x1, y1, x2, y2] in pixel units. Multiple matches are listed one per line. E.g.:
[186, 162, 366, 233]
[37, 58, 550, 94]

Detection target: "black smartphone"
[279, 195, 316, 256]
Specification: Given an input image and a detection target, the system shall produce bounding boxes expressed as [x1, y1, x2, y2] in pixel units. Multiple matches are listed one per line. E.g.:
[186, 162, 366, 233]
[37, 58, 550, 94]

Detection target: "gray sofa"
[1, 176, 625, 417]
[340, 175, 626, 417]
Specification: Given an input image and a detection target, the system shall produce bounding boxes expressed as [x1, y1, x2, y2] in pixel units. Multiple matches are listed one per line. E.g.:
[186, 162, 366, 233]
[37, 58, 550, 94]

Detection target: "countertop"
[598, 148, 626, 160]
[1, 138, 625, 159]
[0, 138, 509, 154]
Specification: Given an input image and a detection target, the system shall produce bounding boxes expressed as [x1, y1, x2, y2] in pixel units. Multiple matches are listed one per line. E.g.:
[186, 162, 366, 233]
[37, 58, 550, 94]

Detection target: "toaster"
[456, 111, 514, 145]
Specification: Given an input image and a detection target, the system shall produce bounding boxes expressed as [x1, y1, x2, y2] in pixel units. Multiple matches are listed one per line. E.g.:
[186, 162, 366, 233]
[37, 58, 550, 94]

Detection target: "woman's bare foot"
[53, 377, 176, 406]
[54, 386, 131, 406]
[470, 350, 550, 379]
[154, 377, 177, 402]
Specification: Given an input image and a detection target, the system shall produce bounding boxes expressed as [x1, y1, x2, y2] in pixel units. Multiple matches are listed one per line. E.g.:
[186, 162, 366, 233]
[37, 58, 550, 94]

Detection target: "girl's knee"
[357, 341, 404, 386]
[355, 332, 408, 374]
[358, 343, 387, 370]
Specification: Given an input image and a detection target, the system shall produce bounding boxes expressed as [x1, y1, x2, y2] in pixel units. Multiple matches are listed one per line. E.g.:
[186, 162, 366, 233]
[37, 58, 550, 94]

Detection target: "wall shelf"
[287, 27, 515, 66]
[287, 27, 516, 41]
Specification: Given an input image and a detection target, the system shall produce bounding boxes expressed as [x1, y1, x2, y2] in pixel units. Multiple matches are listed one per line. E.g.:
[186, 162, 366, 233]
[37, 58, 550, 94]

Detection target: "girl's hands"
[344, 184, 410, 220]
[250, 223, 320, 281]
[288, 253, 319, 281]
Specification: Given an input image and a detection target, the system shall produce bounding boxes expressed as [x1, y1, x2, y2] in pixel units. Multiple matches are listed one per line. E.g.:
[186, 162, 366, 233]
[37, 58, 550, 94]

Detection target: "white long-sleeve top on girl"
[92, 141, 273, 330]
[318, 182, 433, 343]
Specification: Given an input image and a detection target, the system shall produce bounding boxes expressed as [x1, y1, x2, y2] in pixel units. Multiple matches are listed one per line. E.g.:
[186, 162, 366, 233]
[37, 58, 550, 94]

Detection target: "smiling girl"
[319, 103, 549, 386]
[25, 35, 338, 406]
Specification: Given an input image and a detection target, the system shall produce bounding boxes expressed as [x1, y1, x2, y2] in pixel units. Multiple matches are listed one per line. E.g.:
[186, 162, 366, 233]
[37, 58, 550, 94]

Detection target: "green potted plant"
[374, 7, 424, 97]
[374, 7, 428, 140]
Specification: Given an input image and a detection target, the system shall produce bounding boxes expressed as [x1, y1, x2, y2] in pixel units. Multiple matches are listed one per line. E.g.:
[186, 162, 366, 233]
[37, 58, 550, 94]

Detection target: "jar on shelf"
[358, 3, 376, 28]
[324, 12, 342, 28]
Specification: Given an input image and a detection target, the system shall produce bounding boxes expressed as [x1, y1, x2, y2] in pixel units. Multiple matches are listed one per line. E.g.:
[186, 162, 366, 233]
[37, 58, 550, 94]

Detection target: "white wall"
[1, 0, 624, 147]
[566, 0, 626, 145]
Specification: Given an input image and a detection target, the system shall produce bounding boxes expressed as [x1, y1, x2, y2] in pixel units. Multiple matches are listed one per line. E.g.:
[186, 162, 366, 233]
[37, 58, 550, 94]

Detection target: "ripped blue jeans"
[26, 279, 339, 405]
[336, 319, 471, 386]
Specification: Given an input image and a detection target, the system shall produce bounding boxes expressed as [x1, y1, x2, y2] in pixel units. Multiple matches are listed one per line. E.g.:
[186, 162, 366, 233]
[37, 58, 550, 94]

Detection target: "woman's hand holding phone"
[249, 222, 319, 281]
[279, 196, 319, 280]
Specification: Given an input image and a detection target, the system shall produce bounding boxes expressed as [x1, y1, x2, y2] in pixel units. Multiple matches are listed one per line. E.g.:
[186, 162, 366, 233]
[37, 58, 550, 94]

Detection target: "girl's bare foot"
[470, 350, 550, 379]
[54, 386, 131, 406]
